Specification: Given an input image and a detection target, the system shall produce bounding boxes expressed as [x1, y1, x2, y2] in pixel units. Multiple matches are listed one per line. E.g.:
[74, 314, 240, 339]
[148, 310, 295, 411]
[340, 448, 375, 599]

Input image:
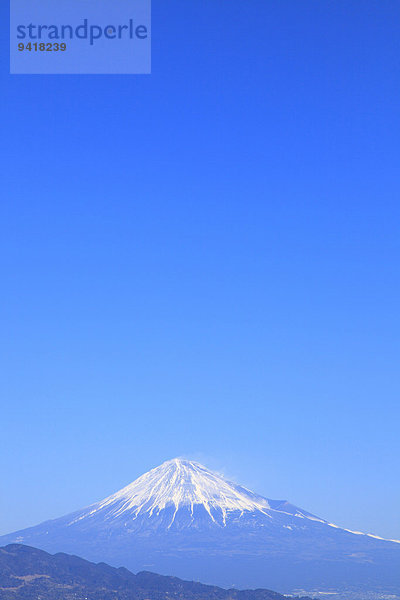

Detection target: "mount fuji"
[1, 458, 399, 599]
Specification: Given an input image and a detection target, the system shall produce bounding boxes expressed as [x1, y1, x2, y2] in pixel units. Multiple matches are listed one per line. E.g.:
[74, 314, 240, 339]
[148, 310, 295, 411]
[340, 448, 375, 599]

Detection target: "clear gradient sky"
[1, 1, 399, 540]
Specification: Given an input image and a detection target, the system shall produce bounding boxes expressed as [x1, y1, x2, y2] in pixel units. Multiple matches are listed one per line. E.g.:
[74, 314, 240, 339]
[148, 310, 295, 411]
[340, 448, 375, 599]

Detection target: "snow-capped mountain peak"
[86, 458, 271, 525]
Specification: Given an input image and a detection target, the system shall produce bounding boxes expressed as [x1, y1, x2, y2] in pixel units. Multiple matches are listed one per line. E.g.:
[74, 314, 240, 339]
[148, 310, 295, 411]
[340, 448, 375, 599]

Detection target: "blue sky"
[1, 1, 399, 540]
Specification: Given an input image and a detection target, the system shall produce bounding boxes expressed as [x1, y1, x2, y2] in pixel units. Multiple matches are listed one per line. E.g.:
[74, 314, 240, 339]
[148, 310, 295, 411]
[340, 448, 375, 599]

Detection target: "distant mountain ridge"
[0, 544, 312, 600]
[1, 458, 399, 600]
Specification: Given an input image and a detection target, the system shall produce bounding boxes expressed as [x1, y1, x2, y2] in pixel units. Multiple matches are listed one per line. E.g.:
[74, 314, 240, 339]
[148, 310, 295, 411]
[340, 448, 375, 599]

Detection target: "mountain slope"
[0, 544, 312, 600]
[1, 459, 399, 599]
[58, 458, 322, 531]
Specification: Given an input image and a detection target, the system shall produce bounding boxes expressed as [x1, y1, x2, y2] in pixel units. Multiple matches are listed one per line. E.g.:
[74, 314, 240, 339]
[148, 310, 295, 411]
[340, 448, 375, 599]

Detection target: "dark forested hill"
[0, 544, 312, 600]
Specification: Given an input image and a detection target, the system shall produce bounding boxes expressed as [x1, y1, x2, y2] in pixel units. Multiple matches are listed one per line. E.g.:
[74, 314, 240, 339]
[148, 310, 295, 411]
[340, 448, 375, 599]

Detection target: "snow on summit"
[85, 458, 271, 524]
